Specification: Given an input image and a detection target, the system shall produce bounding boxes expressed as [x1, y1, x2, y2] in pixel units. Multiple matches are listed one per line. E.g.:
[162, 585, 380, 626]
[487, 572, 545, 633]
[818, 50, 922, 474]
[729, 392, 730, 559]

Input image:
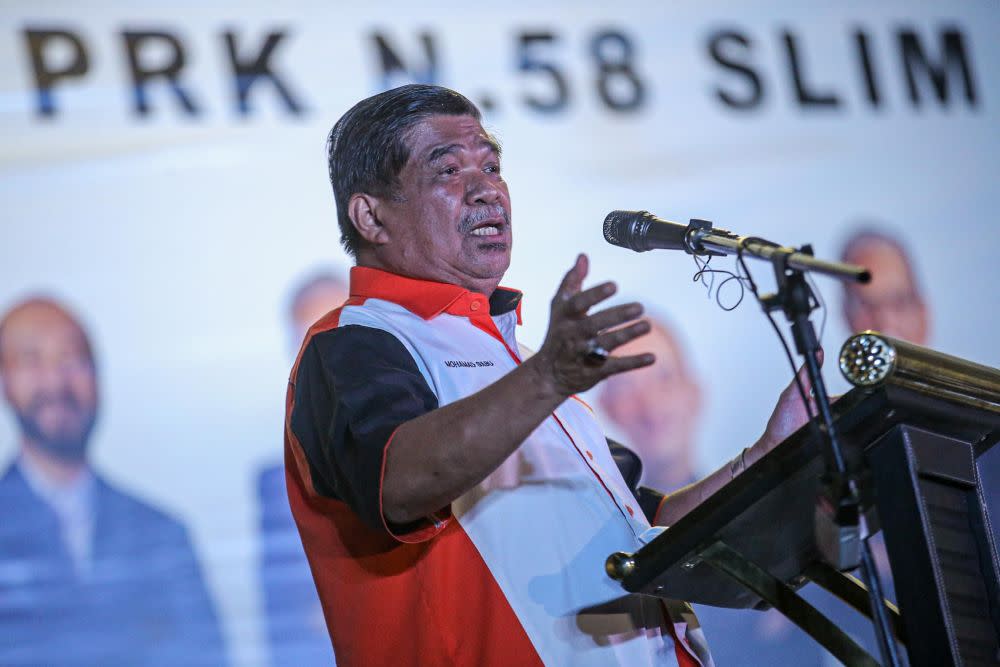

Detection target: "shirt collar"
[349, 266, 522, 323]
[16, 454, 95, 521]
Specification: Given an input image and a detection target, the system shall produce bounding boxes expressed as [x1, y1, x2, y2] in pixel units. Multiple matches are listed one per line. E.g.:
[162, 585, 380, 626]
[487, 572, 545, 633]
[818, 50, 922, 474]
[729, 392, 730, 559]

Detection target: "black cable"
[735, 238, 816, 424]
[691, 254, 750, 312]
[692, 253, 714, 292]
[860, 540, 904, 666]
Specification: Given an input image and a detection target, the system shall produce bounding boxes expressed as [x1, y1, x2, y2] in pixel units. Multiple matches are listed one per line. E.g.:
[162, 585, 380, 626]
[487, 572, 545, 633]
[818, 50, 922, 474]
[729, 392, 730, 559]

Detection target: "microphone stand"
[683, 220, 901, 667]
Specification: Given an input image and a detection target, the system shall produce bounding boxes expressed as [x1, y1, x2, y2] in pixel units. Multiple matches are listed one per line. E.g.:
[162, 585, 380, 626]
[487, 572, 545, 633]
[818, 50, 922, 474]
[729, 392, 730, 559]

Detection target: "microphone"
[602, 210, 698, 253]
[603, 209, 870, 284]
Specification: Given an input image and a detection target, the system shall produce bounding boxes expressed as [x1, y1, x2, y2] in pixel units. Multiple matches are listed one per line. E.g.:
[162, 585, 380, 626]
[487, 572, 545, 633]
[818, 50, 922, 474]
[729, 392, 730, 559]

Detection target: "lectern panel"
[871, 426, 1000, 667]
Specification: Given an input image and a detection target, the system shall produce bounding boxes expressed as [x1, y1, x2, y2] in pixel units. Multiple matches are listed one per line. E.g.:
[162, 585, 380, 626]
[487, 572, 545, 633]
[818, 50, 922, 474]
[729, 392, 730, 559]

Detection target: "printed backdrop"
[1, 2, 998, 665]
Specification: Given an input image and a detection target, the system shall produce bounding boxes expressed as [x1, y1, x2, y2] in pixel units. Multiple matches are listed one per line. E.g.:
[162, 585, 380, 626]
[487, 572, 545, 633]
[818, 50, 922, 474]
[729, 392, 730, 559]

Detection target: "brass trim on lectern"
[839, 331, 1000, 413]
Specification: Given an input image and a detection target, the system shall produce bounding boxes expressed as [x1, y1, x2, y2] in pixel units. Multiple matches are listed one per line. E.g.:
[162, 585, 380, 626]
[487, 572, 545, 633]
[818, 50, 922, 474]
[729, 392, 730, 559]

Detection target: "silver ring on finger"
[583, 338, 610, 366]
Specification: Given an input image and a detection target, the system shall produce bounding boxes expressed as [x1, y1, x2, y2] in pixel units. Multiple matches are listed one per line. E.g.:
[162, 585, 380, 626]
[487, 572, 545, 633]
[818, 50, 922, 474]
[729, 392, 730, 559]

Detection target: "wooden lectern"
[606, 333, 1000, 666]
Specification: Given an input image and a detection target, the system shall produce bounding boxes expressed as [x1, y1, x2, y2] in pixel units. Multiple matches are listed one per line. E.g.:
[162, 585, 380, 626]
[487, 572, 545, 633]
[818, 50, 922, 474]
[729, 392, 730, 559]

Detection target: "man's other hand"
[759, 350, 831, 453]
[529, 254, 655, 398]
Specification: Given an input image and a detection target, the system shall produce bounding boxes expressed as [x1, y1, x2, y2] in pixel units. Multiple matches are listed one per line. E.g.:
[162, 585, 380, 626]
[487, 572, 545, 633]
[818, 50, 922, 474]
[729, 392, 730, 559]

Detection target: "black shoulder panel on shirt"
[290, 325, 439, 531]
[489, 288, 521, 316]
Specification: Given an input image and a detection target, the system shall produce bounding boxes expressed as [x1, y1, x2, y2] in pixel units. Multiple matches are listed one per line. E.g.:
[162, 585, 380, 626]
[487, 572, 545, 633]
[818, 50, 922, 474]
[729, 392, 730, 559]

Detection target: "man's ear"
[348, 193, 390, 246]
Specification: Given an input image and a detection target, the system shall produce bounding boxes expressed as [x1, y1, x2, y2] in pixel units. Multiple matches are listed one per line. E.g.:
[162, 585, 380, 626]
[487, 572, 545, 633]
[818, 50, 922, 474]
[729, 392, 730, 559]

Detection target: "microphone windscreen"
[603, 210, 645, 251]
[604, 210, 691, 252]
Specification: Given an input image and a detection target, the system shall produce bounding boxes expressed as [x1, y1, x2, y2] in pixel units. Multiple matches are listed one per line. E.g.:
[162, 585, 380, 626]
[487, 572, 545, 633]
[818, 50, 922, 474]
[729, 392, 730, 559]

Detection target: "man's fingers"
[555, 254, 588, 302]
[794, 363, 810, 388]
[583, 302, 643, 334]
[791, 349, 823, 394]
[596, 319, 651, 351]
[564, 281, 617, 317]
[600, 353, 656, 376]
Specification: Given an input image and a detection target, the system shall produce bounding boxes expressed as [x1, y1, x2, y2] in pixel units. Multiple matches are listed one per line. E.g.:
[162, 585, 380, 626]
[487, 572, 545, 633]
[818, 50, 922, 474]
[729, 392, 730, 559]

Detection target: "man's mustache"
[459, 206, 509, 233]
[27, 391, 82, 415]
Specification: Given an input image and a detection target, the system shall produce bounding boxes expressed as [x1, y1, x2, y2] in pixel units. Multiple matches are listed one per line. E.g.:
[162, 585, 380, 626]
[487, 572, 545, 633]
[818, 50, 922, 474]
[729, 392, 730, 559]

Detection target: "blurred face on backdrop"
[351, 114, 512, 295]
[597, 320, 702, 489]
[842, 236, 929, 346]
[0, 300, 98, 464]
[289, 276, 349, 351]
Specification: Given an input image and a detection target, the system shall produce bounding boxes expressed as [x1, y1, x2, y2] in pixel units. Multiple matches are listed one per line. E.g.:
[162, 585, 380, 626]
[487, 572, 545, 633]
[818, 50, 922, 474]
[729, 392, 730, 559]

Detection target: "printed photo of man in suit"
[257, 270, 348, 666]
[0, 297, 226, 666]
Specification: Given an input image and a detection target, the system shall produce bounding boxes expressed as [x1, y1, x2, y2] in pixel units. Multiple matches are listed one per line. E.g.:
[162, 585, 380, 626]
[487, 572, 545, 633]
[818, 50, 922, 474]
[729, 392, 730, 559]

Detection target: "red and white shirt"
[284, 267, 712, 666]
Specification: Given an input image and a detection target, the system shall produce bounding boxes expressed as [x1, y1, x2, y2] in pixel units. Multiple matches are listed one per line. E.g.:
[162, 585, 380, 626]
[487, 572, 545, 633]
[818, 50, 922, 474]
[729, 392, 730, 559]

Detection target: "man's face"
[0, 302, 98, 463]
[844, 240, 929, 345]
[597, 324, 702, 472]
[369, 114, 512, 294]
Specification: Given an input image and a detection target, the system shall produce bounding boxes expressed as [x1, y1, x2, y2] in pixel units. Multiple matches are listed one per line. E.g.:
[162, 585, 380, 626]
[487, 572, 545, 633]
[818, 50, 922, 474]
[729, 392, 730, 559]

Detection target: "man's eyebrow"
[426, 143, 460, 164]
[425, 137, 502, 164]
[482, 135, 502, 158]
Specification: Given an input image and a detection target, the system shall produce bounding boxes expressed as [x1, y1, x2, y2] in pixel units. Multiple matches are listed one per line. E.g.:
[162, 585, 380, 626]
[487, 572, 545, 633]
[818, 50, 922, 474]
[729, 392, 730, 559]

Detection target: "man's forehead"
[408, 115, 500, 157]
[0, 302, 89, 357]
[848, 241, 914, 290]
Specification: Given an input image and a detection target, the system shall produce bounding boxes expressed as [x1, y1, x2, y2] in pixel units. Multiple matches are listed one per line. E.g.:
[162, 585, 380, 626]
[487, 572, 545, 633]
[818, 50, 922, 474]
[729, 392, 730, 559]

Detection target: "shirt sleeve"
[289, 324, 445, 541]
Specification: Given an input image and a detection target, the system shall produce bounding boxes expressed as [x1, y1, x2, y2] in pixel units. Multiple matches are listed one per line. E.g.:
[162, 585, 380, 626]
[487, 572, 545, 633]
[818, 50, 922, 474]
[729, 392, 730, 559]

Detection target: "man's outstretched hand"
[383, 253, 655, 524]
[528, 254, 656, 398]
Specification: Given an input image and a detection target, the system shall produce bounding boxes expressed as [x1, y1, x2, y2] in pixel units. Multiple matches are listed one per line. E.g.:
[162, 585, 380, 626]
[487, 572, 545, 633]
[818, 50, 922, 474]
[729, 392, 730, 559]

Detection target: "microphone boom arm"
[685, 220, 870, 285]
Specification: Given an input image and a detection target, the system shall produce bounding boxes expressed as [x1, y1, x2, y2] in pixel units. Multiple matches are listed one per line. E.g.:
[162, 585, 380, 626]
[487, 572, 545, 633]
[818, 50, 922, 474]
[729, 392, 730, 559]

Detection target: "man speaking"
[284, 84, 811, 666]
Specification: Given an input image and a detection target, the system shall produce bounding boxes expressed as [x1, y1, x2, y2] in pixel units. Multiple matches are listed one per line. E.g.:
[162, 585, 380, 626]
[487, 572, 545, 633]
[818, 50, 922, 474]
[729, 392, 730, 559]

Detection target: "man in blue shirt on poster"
[0, 297, 226, 667]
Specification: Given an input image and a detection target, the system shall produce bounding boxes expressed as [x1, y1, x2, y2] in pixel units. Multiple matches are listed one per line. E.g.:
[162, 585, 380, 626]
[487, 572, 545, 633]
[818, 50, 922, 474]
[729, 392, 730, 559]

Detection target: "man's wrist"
[520, 353, 569, 404]
[743, 437, 772, 470]
[728, 447, 748, 479]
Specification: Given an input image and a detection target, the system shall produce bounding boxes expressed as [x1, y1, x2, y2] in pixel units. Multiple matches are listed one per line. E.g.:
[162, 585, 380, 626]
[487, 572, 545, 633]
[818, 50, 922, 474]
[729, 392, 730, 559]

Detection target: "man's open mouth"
[471, 224, 503, 237]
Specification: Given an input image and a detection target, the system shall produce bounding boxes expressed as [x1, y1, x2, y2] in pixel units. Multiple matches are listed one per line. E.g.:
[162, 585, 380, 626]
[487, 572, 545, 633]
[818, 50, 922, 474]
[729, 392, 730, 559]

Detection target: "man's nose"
[33, 362, 72, 394]
[465, 173, 502, 206]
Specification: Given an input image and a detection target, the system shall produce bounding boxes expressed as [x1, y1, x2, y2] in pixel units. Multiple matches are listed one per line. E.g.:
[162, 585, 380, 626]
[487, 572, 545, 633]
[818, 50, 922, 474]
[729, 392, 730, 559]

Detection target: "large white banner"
[1, 2, 997, 665]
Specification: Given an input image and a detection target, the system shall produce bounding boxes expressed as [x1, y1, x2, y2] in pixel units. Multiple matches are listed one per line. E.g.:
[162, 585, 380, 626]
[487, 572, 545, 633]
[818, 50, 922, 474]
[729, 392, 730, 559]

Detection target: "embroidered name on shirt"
[445, 360, 494, 368]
